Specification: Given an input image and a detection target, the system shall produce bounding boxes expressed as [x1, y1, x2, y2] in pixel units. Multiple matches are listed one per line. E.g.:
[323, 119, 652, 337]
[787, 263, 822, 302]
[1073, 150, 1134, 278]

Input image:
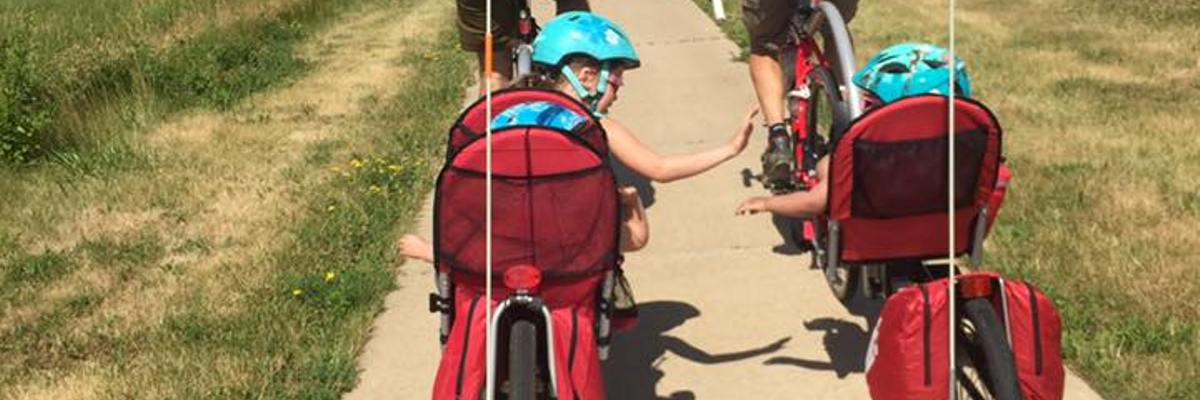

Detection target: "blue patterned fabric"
[491, 101, 588, 131]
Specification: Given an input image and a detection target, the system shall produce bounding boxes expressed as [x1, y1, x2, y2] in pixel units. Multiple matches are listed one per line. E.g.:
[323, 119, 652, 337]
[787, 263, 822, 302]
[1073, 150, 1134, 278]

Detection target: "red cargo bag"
[865, 273, 1064, 400]
[866, 279, 952, 400]
[996, 276, 1064, 400]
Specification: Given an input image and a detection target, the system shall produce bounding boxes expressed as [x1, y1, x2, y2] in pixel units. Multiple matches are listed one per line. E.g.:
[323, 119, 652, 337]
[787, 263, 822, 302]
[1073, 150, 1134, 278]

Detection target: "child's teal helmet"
[852, 43, 972, 104]
[532, 11, 640, 69]
[532, 12, 640, 116]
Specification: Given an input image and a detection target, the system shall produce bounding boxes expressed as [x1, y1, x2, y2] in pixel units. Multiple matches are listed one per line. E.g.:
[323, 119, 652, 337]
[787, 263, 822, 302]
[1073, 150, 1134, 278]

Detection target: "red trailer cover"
[430, 88, 619, 399]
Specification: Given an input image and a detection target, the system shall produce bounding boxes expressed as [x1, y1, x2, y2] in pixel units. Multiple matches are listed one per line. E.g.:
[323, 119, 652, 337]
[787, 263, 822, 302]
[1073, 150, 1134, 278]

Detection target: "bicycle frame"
[786, 37, 827, 193]
[776, 1, 860, 243]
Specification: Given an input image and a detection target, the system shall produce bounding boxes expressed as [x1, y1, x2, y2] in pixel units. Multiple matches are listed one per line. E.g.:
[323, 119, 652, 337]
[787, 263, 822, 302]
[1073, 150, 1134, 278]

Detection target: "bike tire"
[812, 221, 858, 302]
[806, 66, 850, 143]
[958, 298, 1024, 400]
[508, 319, 538, 400]
[804, 67, 857, 302]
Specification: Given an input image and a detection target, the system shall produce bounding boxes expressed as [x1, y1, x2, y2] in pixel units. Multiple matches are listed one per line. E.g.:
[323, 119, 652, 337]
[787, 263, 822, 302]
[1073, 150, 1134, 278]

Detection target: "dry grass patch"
[0, 0, 465, 396]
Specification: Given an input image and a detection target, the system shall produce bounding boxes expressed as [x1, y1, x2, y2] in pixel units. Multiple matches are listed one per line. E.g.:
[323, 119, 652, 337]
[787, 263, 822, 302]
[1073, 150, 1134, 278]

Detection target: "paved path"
[345, 0, 1104, 398]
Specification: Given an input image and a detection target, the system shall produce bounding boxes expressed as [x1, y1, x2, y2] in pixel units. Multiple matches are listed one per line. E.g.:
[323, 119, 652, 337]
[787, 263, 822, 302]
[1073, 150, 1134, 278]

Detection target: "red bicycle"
[743, 0, 863, 286]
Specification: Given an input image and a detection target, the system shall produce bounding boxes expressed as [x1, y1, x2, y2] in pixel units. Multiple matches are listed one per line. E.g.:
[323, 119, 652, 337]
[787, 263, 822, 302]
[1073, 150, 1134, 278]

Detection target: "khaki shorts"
[457, 0, 590, 52]
[741, 0, 859, 55]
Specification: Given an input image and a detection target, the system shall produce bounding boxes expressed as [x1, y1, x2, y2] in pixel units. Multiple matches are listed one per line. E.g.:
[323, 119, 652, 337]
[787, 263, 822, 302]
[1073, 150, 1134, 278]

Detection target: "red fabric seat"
[827, 95, 1003, 263]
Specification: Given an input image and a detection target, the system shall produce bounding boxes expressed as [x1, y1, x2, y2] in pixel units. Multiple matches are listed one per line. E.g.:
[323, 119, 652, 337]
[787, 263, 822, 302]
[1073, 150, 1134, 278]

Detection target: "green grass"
[114, 29, 470, 398]
[690, 0, 1199, 398]
[0, 0, 370, 165]
[689, 0, 750, 60]
[0, 0, 472, 396]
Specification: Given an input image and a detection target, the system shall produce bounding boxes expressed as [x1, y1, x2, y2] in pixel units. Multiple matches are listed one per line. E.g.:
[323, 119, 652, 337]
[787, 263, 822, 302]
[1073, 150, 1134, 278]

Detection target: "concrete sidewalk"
[344, 0, 1104, 398]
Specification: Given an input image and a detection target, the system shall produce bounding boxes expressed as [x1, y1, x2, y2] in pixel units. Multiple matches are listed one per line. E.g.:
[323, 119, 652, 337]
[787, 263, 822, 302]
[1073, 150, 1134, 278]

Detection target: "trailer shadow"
[762, 295, 883, 378]
[603, 301, 791, 399]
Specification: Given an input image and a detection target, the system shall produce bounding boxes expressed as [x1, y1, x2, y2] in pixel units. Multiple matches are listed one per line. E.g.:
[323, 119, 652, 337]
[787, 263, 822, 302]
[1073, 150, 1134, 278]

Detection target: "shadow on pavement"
[763, 318, 868, 378]
[763, 295, 883, 378]
[770, 213, 812, 256]
[612, 158, 657, 209]
[603, 301, 791, 399]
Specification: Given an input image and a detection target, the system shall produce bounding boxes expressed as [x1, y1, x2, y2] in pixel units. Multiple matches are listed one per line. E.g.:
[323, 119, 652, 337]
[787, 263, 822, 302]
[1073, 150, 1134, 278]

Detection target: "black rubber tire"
[806, 66, 851, 143]
[801, 67, 857, 302]
[958, 298, 1024, 400]
[508, 319, 538, 400]
[811, 220, 858, 302]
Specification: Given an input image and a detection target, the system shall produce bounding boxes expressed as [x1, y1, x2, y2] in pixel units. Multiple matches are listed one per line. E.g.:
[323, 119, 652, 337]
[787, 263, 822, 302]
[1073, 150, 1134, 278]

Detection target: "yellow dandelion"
[350, 159, 365, 169]
[387, 164, 402, 173]
[324, 271, 337, 282]
[369, 185, 383, 194]
[292, 288, 303, 297]
[326, 205, 336, 212]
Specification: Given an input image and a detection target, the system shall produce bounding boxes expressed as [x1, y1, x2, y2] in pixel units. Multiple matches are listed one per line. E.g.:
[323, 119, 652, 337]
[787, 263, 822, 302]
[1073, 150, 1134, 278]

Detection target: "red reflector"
[518, 19, 533, 36]
[959, 274, 993, 299]
[504, 265, 541, 292]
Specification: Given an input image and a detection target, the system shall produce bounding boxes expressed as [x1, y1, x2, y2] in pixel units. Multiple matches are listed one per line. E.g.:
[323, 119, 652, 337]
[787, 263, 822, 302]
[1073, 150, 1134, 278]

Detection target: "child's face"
[595, 68, 626, 114]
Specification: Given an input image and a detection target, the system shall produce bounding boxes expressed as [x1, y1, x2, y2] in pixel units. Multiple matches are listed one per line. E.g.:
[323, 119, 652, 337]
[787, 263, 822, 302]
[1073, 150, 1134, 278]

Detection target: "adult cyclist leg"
[742, 0, 858, 187]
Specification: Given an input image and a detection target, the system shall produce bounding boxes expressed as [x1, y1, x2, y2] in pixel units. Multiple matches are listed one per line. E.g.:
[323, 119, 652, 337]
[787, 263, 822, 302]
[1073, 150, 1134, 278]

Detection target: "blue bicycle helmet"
[852, 43, 972, 104]
[532, 11, 640, 116]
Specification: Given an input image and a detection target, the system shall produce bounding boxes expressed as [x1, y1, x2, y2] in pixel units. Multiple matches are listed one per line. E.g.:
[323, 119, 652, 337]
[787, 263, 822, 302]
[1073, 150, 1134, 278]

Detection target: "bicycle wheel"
[806, 66, 850, 145]
[806, 68, 856, 302]
[957, 298, 1024, 400]
[507, 319, 538, 400]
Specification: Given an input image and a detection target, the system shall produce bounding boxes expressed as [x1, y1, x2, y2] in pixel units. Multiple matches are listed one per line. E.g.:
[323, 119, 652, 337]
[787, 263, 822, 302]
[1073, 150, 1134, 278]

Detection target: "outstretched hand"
[398, 234, 434, 263]
[736, 196, 770, 215]
[726, 106, 761, 157]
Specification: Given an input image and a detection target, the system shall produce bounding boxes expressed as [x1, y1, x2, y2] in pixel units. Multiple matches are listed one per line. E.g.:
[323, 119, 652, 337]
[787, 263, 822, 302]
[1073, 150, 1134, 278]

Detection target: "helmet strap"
[560, 63, 613, 119]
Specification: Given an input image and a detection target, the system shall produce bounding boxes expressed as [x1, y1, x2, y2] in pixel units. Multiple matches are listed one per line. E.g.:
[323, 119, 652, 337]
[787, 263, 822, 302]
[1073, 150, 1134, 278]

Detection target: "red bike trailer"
[429, 88, 622, 400]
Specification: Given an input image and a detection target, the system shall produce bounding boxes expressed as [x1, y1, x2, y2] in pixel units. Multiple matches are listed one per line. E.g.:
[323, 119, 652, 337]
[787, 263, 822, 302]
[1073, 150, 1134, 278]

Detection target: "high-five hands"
[726, 106, 761, 157]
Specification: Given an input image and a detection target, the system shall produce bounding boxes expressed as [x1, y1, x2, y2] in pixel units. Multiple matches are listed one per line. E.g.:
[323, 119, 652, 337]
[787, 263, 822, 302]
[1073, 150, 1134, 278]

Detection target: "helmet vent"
[880, 63, 909, 74]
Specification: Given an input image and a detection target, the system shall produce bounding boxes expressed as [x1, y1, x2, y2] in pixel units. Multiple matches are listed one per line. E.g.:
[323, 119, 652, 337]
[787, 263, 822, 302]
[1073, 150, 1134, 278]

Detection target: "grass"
[0, 0, 472, 396]
[0, 0, 365, 165]
[690, 0, 1199, 398]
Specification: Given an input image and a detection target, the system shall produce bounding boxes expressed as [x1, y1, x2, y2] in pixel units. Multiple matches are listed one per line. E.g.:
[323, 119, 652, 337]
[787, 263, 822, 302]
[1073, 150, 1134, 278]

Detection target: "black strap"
[920, 283, 932, 387]
[455, 297, 482, 397]
[1025, 281, 1044, 375]
[429, 293, 453, 314]
[567, 310, 579, 375]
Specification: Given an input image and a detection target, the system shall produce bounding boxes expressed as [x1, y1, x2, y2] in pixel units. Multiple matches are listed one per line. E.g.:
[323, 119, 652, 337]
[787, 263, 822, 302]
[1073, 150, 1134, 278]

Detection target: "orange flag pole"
[483, 15, 496, 400]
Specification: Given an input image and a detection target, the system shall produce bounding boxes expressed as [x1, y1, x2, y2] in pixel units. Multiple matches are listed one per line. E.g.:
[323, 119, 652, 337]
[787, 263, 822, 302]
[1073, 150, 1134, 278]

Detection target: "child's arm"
[603, 107, 758, 183]
[398, 234, 434, 264]
[736, 157, 829, 217]
[619, 186, 649, 252]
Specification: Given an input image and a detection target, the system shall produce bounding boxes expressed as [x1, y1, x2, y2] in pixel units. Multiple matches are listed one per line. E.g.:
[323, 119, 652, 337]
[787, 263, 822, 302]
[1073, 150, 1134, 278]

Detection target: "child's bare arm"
[619, 186, 649, 252]
[398, 234, 434, 263]
[604, 107, 758, 183]
[736, 157, 830, 217]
